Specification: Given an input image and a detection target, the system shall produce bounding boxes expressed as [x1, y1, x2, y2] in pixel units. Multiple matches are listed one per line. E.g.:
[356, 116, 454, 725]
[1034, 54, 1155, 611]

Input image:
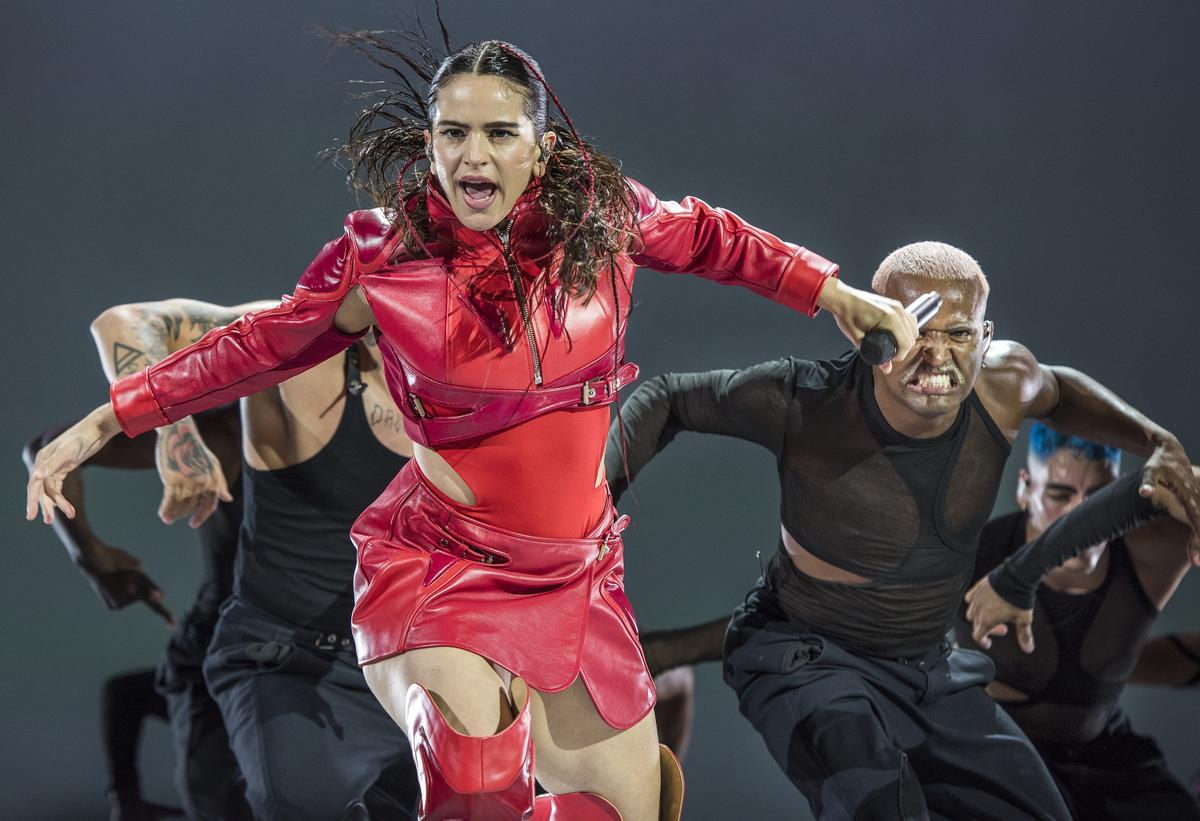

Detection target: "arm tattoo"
[161, 311, 185, 344]
[161, 424, 214, 477]
[113, 342, 147, 376]
[99, 301, 247, 393]
[188, 315, 222, 343]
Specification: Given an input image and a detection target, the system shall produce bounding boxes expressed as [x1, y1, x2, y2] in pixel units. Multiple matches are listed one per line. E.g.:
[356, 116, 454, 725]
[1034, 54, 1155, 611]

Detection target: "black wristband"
[988, 472, 1158, 609]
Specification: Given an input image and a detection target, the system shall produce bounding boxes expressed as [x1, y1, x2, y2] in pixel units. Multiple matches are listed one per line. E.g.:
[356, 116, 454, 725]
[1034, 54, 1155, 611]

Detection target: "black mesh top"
[235, 349, 411, 634]
[957, 511, 1159, 746]
[609, 350, 1011, 658]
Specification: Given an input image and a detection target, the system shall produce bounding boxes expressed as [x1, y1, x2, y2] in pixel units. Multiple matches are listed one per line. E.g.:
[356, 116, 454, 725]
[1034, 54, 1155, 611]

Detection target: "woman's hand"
[964, 576, 1035, 653]
[817, 279, 918, 374]
[25, 403, 121, 523]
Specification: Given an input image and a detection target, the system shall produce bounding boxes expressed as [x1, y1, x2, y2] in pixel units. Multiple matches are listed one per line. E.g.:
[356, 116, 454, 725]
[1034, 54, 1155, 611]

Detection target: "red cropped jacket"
[111, 178, 838, 444]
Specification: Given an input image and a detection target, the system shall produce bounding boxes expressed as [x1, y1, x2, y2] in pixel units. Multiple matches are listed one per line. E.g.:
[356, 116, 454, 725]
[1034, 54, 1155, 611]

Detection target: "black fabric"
[145, 470, 248, 820]
[202, 598, 418, 821]
[988, 473, 1158, 609]
[191, 471, 242, 628]
[101, 669, 167, 796]
[235, 349, 411, 634]
[200, 350, 417, 820]
[724, 584, 1071, 821]
[958, 511, 1160, 747]
[1037, 712, 1200, 820]
[156, 609, 250, 821]
[640, 616, 729, 676]
[609, 351, 1011, 658]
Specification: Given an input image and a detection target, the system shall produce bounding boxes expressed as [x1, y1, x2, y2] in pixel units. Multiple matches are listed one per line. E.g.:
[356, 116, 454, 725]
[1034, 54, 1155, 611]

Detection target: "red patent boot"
[405, 677, 537, 820]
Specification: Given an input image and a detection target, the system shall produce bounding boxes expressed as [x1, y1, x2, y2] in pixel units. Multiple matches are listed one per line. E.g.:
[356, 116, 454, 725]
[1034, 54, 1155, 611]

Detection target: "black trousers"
[203, 598, 419, 821]
[101, 668, 167, 797]
[724, 585, 1071, 821]
[156, 608, 249, 821]
[1037, 711, 1200, 821]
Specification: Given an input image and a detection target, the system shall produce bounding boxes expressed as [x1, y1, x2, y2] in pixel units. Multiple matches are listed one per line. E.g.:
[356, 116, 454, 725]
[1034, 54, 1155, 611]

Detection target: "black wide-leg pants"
[202, 598, 418, 821]
[724, 584, 1071, 821]
[1038, 711, 1200, 821]
[157, 608, 250, 821]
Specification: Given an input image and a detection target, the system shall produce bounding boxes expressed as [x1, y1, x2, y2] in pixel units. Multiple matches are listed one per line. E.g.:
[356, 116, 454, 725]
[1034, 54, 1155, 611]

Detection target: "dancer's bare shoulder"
[975, 340, 1058, 441]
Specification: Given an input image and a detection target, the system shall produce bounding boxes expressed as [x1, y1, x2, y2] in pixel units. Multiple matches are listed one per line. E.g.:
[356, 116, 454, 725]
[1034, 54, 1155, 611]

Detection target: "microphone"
[859, 291, 942, 366]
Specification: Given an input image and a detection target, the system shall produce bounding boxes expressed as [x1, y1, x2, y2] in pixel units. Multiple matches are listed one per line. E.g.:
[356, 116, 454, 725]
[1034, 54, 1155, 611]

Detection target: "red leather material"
[112, 174, 835, 444]
[776, 247, 840, 316]
[431, 402, 612, 539]
[111, 301, 366, 438]
[368, 177, 834, 447]
[405, 680, 536, 820]
[626, 178, 838, 318]
[109, 370, 167, 436]
[295, 233, 355, 294]
[110, 210, 401, 438]
[532, 792, 621, 820]
[398, 352, 639, 446]
[351, 461, 655, 730]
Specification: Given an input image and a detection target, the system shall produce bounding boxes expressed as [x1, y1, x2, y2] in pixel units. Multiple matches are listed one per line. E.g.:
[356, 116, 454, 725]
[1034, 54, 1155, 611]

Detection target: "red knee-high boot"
[406, 677, 622, 820]
[406, 678, 538, 820]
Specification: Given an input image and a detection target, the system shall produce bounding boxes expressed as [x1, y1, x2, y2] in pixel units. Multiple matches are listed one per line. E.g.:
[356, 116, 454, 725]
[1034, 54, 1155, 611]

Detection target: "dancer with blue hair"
[957, 422, 1200, 820]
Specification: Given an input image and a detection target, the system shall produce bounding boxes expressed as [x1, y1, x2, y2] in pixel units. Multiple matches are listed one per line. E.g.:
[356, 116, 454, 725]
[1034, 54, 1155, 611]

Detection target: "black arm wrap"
[988, 472, 1158, 609]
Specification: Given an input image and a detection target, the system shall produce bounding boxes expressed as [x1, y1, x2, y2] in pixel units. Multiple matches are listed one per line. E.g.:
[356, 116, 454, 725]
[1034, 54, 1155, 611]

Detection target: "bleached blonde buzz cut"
[871, 241, 989, 301]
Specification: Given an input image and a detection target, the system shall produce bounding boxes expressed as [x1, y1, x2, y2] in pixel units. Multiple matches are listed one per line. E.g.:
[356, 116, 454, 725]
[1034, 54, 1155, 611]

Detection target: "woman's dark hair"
[327, 26, 636, 302]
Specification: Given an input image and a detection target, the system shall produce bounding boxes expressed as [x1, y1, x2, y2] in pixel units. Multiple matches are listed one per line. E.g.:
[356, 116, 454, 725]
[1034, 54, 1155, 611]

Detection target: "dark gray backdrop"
[3, 2, 1198, 818]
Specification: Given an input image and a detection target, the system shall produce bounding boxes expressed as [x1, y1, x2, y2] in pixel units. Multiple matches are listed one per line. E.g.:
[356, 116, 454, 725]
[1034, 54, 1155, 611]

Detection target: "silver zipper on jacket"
[496, 222, 543, 386]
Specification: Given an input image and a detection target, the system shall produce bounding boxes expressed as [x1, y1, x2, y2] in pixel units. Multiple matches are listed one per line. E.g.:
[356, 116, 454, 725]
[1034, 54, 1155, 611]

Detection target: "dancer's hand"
[154, 418, 232, 528]
[964, 576, 1035, 653]
[816, 279, 918, 374]
[26, 404, 121, 524]
[79, 544, 174, 627]
[1140, 442, 1200, 565]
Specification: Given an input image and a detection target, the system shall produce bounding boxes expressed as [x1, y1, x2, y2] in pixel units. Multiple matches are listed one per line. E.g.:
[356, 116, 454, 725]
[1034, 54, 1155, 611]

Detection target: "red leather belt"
[399, 355, 639, 446]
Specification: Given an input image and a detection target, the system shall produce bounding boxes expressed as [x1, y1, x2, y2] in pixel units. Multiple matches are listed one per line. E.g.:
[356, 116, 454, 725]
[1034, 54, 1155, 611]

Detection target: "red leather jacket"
[111, 178, 838, 444]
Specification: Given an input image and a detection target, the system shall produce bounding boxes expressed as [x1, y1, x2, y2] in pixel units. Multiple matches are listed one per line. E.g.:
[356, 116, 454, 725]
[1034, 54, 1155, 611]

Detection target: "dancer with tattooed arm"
[27, 29, 919, 818]
[85, 298, 421, 820]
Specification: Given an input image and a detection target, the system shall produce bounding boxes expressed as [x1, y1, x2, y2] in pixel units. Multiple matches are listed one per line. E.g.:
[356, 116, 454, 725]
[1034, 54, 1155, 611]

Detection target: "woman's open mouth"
[458, 177, 498, 211]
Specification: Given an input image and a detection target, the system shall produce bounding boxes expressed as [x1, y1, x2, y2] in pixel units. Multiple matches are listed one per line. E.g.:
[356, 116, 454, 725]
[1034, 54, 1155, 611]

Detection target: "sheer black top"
[958, 511, 1159, 746]
[608, 350, 1011, 658]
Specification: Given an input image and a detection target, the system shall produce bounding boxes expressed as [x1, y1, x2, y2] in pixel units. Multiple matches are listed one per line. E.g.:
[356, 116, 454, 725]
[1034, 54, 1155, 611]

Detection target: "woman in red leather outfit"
[28, 36, 917, 820]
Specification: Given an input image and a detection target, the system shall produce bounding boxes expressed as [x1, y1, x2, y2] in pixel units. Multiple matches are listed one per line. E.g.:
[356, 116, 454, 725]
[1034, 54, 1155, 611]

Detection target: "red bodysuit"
[111, 177, 837, 728]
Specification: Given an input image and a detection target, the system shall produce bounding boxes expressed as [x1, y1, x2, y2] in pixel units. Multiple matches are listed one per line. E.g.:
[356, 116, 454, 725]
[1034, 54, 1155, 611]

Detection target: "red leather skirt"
[350, 460, 655, 730]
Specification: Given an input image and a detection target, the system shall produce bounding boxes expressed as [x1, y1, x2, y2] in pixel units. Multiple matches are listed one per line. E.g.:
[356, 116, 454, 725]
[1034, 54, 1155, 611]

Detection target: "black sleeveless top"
[234, 348, 411, 634]
[610, 350, 1011, 658]
[960, 511, 1159, 746]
